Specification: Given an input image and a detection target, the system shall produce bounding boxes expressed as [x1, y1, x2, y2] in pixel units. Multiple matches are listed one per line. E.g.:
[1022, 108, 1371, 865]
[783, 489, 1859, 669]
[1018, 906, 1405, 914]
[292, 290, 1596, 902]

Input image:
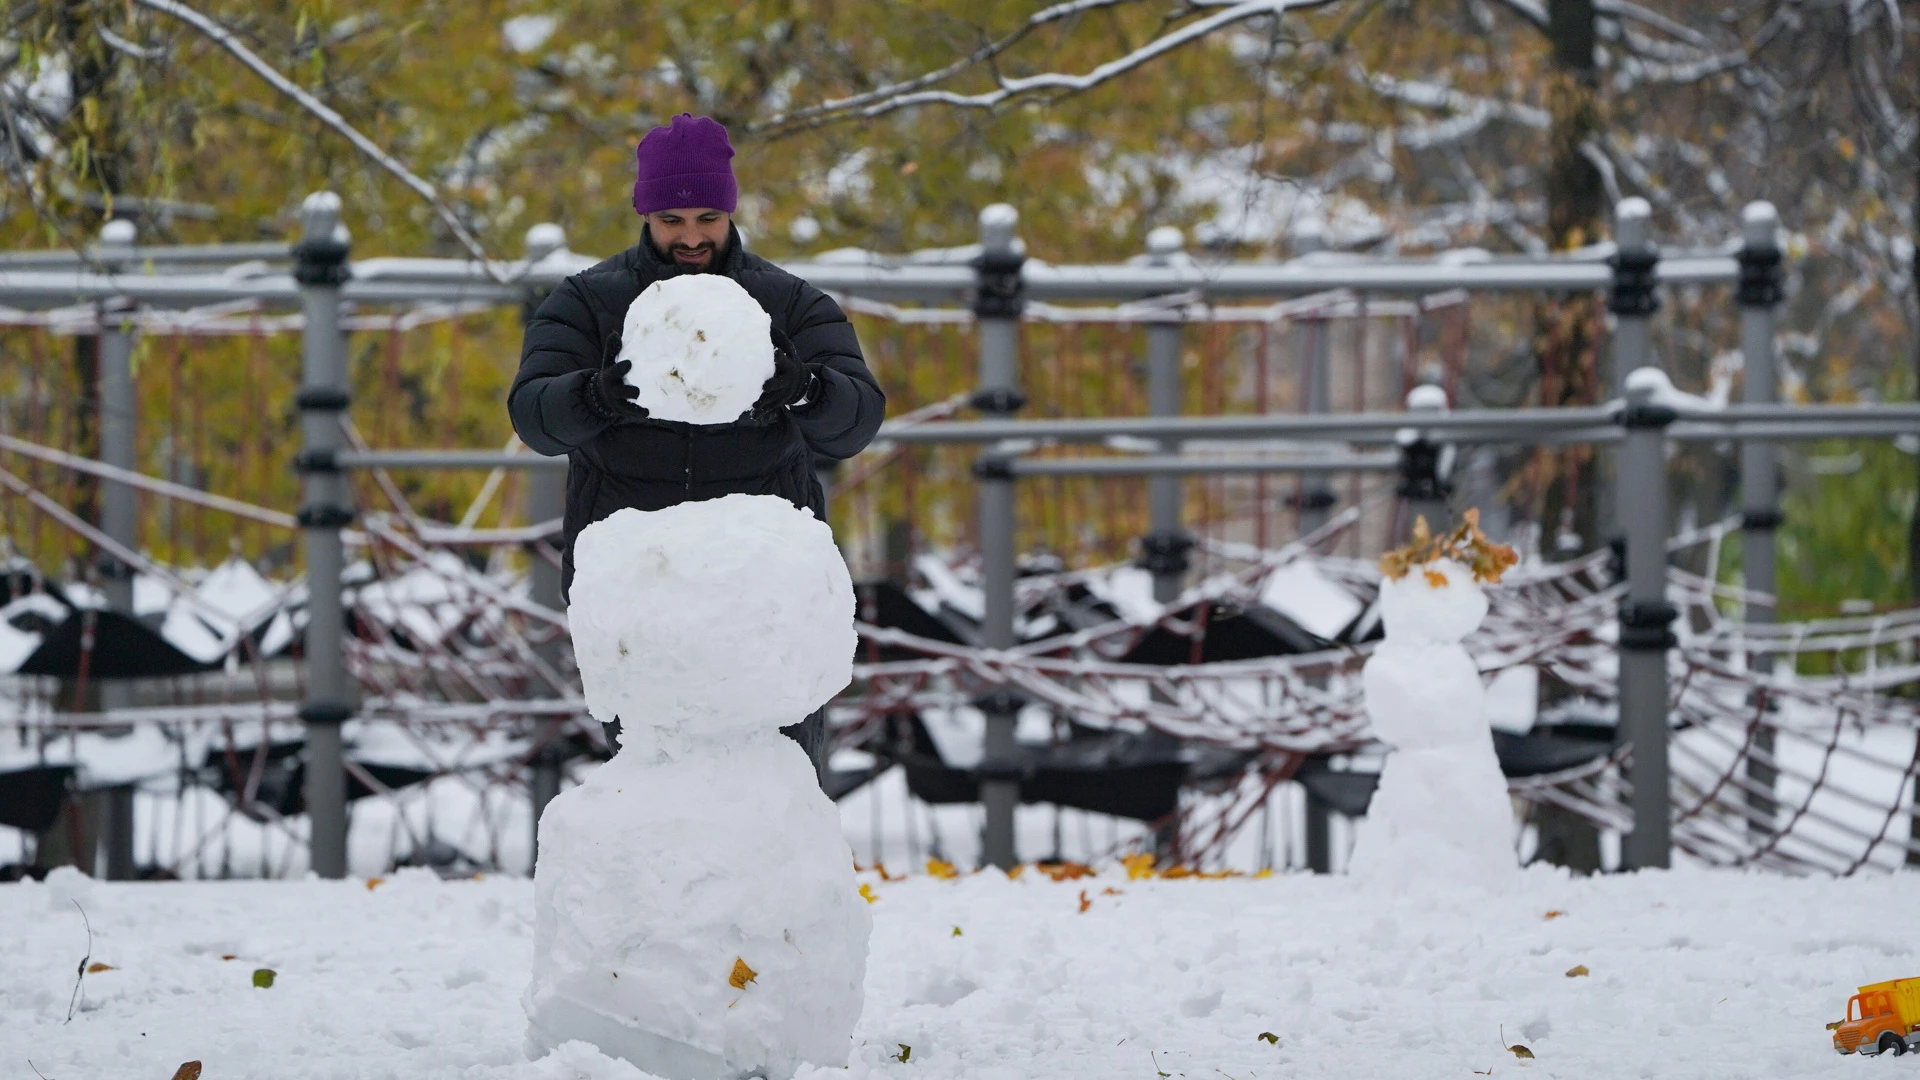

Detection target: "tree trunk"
[1532, 0, 1608, 558]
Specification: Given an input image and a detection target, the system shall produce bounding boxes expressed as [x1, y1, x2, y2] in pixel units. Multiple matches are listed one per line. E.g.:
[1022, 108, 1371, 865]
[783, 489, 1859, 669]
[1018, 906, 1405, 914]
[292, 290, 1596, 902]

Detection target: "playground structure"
[1, 194, 1917, 881]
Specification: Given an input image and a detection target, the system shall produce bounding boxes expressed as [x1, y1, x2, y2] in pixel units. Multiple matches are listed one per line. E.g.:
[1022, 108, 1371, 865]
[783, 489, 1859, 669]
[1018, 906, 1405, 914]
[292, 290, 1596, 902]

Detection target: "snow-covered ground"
[5, 863, 1911, 1079]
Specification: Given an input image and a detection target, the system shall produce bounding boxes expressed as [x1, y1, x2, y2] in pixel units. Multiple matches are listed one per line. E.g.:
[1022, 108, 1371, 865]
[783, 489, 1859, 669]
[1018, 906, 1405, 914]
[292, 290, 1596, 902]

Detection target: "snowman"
[523, 274, 870, 1080]
[1346, 511, 1520, 884]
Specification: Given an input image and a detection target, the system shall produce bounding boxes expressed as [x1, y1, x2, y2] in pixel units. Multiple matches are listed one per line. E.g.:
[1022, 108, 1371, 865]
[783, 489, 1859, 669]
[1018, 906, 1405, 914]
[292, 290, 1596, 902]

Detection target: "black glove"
[753, 328, 821, 417]
[581, 332, 648, 422]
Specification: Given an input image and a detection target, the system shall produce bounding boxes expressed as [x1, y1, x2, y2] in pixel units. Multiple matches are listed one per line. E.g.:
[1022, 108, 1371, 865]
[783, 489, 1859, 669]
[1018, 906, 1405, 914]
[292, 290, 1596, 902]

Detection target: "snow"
[567, 497, 855, 732]
[535, 495, 866, 1078]
[502, 15, 559, 53]
[1348, 559, 1518, 883]
[617, 277, 774, 425]
[1256, 560, 1362, 640]
[4, 865, 1912, 1078]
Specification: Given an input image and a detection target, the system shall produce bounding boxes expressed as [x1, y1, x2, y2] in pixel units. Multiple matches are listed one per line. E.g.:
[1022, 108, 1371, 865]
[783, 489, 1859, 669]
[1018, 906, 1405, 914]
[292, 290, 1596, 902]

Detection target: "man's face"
[644, 208, 731, 271]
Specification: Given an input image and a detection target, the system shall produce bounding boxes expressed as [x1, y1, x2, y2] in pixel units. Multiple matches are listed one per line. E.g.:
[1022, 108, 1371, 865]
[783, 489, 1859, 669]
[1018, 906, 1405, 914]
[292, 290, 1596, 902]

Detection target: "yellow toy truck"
[1829, 978, 1920, 1056]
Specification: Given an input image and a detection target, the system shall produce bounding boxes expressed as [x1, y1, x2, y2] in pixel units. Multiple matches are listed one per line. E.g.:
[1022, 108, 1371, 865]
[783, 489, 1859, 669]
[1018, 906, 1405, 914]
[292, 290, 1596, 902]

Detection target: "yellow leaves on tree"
[1378, 510, 1519, 585]
[728, 958, 758, 990]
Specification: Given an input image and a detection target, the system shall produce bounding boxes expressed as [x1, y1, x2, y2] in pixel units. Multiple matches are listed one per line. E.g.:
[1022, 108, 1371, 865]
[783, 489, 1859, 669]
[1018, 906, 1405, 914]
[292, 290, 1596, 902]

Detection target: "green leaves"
[252, 968, 276, 989]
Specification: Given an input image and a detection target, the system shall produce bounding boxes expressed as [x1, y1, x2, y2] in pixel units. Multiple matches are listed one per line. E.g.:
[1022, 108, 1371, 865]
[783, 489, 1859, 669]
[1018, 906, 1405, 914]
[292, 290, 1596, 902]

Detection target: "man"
[509, 113, 885, 776]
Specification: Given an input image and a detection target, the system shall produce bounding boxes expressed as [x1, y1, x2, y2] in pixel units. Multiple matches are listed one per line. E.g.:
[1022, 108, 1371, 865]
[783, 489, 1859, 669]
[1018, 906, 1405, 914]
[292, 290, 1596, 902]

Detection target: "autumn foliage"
[1377, 510, 1519, 587]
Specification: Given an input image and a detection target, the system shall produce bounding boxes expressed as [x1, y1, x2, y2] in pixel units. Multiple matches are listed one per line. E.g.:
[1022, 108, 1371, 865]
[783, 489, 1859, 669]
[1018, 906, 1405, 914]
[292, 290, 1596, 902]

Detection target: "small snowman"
[524, 495, 870, 1080]
[1347, 510, 1520, 884]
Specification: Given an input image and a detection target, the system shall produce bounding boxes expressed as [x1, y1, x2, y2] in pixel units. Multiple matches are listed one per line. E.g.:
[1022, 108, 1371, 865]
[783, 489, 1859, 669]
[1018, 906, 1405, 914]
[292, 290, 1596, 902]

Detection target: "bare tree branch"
[749, 0, 1148, 134]
[753, 0, 1340, 134]
[129, 0, 505, 275]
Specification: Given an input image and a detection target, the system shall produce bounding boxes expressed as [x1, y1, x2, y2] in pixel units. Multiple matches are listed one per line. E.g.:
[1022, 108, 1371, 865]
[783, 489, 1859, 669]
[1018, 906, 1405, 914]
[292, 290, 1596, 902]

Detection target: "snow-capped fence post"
[1610, 197, 1676, 870]
[93, 219, 140, 878]
[292, 191, 355, 880]
[1395, 384, 1453, 535]
[1292, 220, 1337, 536]
[95, 219, 140, 624]
[1736, 201, 1784, 837]
[971, 203, 1026, 871]
[1140, 226, 1192, 604]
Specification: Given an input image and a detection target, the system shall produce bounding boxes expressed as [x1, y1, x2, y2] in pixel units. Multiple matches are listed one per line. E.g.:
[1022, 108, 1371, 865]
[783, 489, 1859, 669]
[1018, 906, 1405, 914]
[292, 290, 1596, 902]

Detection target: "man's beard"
[648, 232, 728, 275]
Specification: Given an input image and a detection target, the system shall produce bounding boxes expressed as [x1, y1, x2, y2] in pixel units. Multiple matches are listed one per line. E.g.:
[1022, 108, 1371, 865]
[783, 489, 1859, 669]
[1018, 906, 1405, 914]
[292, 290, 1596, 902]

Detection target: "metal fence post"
[1610, 197, 1674, 871]
[93, 220, 140, 878]
[293, 192, 355, 879]
[1396, 384, 1453, 534]
[973, 203, 1026, 871]
[520, 223, 569, 866]
[1293, 222, 1336, 534]
[1735, 201, 1784, 837]
[95, 220, 138, 622]
[1140, 227, 1192, 604]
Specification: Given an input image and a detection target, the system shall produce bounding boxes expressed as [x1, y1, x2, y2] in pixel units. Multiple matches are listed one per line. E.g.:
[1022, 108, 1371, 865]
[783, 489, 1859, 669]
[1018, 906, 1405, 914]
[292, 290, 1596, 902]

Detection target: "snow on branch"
[131, 0, 505, 275]
[752, 0, 1339, 133]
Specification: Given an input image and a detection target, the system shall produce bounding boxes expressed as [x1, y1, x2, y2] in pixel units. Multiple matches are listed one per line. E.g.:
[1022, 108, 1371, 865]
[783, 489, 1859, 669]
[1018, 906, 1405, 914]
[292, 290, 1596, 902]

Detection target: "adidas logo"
[677, 188, 693, 200]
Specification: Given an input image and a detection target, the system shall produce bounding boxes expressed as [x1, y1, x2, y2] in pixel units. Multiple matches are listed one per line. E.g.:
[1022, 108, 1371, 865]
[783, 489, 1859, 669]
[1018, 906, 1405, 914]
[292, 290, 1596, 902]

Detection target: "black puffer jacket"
[509, 226, 885, 596]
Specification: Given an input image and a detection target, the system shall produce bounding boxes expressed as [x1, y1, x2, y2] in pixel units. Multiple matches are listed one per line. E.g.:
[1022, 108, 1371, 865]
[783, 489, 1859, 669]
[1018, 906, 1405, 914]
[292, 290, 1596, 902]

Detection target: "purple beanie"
[632, 113, 738, 216]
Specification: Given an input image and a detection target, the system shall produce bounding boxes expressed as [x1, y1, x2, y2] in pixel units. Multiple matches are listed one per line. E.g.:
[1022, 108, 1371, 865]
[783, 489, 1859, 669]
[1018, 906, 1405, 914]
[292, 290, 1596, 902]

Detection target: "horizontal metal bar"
[878, 407, 1622, 446]
[0, 242, 294, 268]
[882, 403, 1920, 447]
[1667, 418, 1920, 442]
[336, 450, 567, 470]
[1009, 453, 1399, 477]
[0, 269, 530, 309]
[0, 250, 1744, 306]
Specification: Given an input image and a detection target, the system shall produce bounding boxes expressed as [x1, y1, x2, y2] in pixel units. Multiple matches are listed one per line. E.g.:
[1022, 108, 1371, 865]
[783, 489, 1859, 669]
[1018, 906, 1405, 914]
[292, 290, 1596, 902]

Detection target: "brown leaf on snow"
[85, 962, 114, 973]
[728, 958, 758, 990]
[1543, 910, 1567, 920]
[366, 877, 385, 891]
[1565, 964, 1590, 978]
[1256, 1032, 1280, 1045]
[170, 1062, 204, 1080]
[1078, 889, 1092, 913]
[1509, 1044, 1535, 1059]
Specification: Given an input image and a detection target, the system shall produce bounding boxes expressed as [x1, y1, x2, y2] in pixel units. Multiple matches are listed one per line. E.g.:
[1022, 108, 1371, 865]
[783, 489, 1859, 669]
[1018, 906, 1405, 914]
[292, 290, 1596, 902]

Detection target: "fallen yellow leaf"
[1257, 1032, 1280, 1045]
[926, 858, 958, 880]
[859, 883, 878, 904]
[1078, 889, 1092, 913]
[85, 962, 114, 973]
[1035, 861, 1096, 882]
[950, 926, 962, 937]
[1509, 1044, 1535, 1059]
[728, 958, 758, 990]
[1566, 964, 1589, 978]
[366, 877, 385, 891]
[1122, 853, 1157, 880]
[1543, 909, 1566, 920]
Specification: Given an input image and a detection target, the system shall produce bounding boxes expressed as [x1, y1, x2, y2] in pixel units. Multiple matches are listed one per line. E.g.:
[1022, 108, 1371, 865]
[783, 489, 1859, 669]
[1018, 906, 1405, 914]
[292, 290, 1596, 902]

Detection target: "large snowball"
[525, 739, 871, 1080]
[568, 495, 856, 737]
[1376, 558, 1487, 644]
[617, 276, 775, 424]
